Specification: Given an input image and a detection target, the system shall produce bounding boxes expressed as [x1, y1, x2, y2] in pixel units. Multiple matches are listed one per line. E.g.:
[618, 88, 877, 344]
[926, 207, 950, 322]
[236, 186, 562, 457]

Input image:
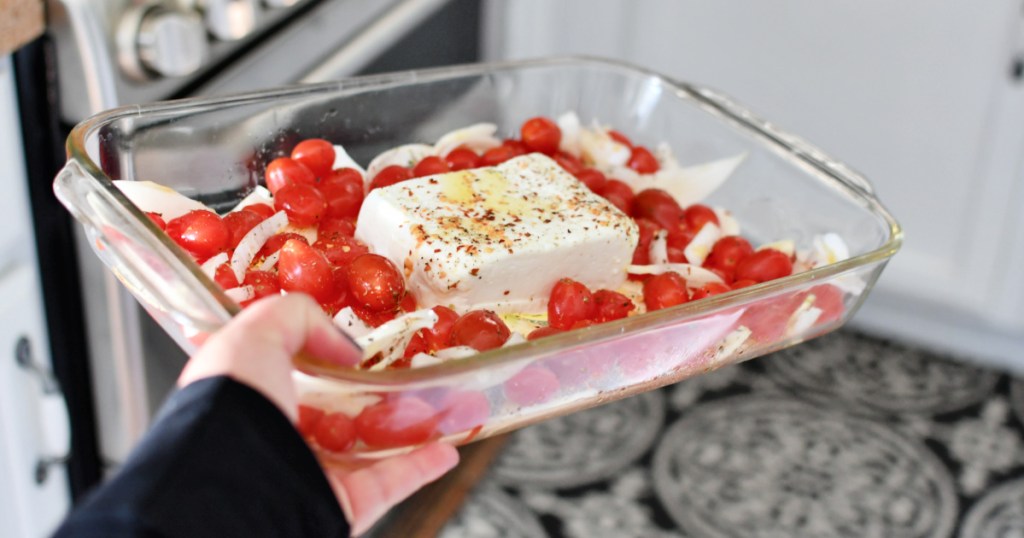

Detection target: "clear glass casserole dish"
[53, 56, 902, 460]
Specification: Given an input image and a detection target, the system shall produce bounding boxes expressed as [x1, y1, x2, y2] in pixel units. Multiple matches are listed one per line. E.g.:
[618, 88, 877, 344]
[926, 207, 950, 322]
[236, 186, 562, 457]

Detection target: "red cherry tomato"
[666, 224, 697, 263]
[627, 146, 660, 174]
[322, 267, 353, 316]
[213, 263, 239, 290]
[807, 284, 845, 325]
[351, 304, 397, 327]
[320, 166, 363, 187]
[291, 139, 335, 179]
[317, 218, 356, 242]
[274, 183, 327, 227]
[145, 212, 166, 230]
[734, 249, 793, 283]
[631, 218, 659, 266]
[731, 279, 759, 290]
[593, 289, 635, 322]
[411, 156, 451, 177]
[599, 179, 635, 215]
[296, 404, 324, 437]
[419, 305, 459, 351]
[552, 152, 584, 175]
[633, 189, 684, 230]
[265, 157, 315, 194]
[608, 129, 633, 148]
[222, 210, 264, 249]
[520, 117, 561, 155]
[354, 397, 439, 448]
[504, 366, 560, 406]
[400, 291, 417, 313]
[241, 203, 276, 220]
[242, 270, 280, 304]
[346, 253, 405, 311]
[704, 236, 754, 278]
[449, 310, 510, 351]
[437, 390, 491, 435]
[444, 147, 481, 171]
[278, 239, 339, 304]
[479, 145, 518, 167]
[574, 168, 607, 192]
[527, 326, 564, 340]
[165, 209, 230, 261]
[684, 204, 719, 233]
[320, 179, 364, 221]
[547, 278, 596, 330]
[314, 234, 368, 267]
[312, 412, 356, 452]
[501, 139, 528, 156]
[690, 282, 731, 301]
[369, 165, 413, 191]
[256, 232, 307, 260]
[642, 271, 689, 311]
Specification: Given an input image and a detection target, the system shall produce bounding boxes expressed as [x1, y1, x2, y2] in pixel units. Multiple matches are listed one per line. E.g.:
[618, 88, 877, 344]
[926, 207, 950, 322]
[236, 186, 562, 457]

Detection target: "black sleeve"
[54, 376, 349, 538]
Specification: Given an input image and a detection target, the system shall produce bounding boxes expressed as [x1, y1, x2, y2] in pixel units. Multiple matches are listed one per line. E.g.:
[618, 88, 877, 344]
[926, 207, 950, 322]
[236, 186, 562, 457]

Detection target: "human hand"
[177, 294, 459, 534]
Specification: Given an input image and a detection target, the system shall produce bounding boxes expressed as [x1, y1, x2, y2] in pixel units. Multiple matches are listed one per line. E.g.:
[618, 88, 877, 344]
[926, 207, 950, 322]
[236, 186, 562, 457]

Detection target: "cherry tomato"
[145, 212, 166, 230]
[296, 405, 324, 437]
[222, 210, 264, 249]
[412, 156, 451, 177]
[599, 179, 635, 215]
[241, 203, 276, 220]
[213, 263, 239, 290]
[684, 204, 719, 233]
[320, 178, 363, 221]
[312, 412, 356, 452]
[504, 366, 560, 406]
[274, 183, 327, 227]
[265, 157, 315, 194]
[478, 145, 518, 167]
[449, 310, 510, 351]
[627, 145, 660, 174]
[608, 129, 633, 148]
[734, 249, 793, 283]
[400, 291, 417, 313]
[731, 279, 759, 290]
[444, 147, 480, 171]
[631, 218, 659, 266]
[666, 224, 696, 263]
[527, 326, 564, 341]
[278, 239, 338, 304]
[501, 139, 528, 156]
[242, 270, 280, 303]
[165, 209, 230, 260]
[322, 267, 353, 316]
[317, 218, 356, 242]
[574, 168, 607, 192]
[633, 189, 684, 230]
[418, 305, 459, 352]
[291, 139, 335, 179]
[807, 284, 845, 325]
[256, 232, 307, 260]
[354, 397, 438, 448]
[739, 292, 803, 342]
[436, 390, 491, 435]
[520, 116, 561, 154]
[704, 236, 754, 278]
[351, 304, 397, 328]
[593, 289, 635, 322]
[547, 278, 596, 330]
[369, 165, 413, 191]
[346, 253, 405, 311]
[642, 271, 689, 311]
[690, 282, 731, 301]
[552, 152, 584, 175]
[314, 234, 368, 267]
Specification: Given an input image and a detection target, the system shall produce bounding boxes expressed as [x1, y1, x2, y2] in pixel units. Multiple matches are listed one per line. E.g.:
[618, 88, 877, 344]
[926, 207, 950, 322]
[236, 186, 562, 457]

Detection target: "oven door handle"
[300, 0, 450, 83]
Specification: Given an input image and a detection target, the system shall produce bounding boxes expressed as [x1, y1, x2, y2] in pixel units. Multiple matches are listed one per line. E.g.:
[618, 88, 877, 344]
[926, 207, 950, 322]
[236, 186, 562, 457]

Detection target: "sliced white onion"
[228, 186, 273, 213]
[713, 326, 752, 362]
[409, 353, 445, 368]
[713, 207, 741, 236]
[113, 180, 209, 220]
[683, 222, 721, 267]
[229, 211, 288, 283]
[810, 233, 850, 268]
[649, 230, 670, 265]
[556, 112, 582, 157]
[433, 346, 479, 361]
[223, 285, 255, 304]
[433, 123, 501, 157]
[199, 252, 229, 278]
[360, 309, 440, 371]
[332, 144, 366, 176]
[627, 263, 724, 288]
[579, 125, 631, 168]
[786, 294, 821, 337]
[365, 143, 433, 184]
[503, 332, 527, 348]
[256, 251, 280, 272]
[333, 307, 373, 339]
[619, 153, 747, 207]
[758, 239, 796, 258]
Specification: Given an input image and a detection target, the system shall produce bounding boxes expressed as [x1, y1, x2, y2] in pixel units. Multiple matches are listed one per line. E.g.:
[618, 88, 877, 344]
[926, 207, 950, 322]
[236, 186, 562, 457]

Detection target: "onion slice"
[256, 251, 280, 272]
[359, 309, 440, 370]
[199, 252, 229, 278]
[223, 285, 255, 304]
[332, 144, 366, 176]
[113, 180, 209, 220]
[433, 123, 501, 157]
[365, 143, 433, 183]
[228, 186, 273, 213]
[649, 230, 669, 265]
[333, 307, 373, 339]
[682, 223, 721, 267]
[229, 211, 288, 283]
[627, 263, 724, 288]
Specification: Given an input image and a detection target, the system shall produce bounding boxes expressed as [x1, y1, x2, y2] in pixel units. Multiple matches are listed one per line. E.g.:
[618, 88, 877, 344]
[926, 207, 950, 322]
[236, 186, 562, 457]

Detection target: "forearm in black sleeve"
[54, 376, 349, 537]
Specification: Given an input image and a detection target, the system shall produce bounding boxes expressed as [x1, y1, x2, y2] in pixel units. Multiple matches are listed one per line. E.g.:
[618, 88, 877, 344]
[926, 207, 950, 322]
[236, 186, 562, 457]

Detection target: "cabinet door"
[485, 0, 1024, 366]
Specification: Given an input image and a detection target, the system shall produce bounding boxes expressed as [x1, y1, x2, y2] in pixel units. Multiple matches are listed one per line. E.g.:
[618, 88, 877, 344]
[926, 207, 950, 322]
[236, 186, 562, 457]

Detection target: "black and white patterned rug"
[439, 330, 1024, 538]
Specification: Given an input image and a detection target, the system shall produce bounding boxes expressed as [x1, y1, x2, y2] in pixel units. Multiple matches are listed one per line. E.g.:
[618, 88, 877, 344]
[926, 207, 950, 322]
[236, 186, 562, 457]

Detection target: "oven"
[13, 0, 481, 502]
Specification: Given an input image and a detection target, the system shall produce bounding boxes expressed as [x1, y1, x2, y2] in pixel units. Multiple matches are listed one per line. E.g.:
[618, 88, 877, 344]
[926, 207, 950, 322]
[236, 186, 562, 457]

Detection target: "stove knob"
[119, 6, 209, 80]
[198, 0, 259, 42]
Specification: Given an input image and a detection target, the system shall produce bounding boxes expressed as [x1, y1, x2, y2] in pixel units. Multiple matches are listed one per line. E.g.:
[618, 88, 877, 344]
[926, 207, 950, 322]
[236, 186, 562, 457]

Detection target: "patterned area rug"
[439, 330, 1024, 538]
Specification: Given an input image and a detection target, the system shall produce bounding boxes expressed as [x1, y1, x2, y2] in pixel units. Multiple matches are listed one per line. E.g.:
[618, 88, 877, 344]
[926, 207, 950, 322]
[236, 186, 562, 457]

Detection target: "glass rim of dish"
[63, 55, 904, 385]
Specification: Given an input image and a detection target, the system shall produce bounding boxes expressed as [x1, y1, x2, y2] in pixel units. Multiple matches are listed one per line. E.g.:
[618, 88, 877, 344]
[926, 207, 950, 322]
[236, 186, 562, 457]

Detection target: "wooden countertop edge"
[1, 0, 45, 56]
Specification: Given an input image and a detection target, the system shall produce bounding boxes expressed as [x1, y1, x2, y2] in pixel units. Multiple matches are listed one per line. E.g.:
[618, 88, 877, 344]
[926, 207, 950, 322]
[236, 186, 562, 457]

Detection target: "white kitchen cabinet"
[484, 0, 1024, 370]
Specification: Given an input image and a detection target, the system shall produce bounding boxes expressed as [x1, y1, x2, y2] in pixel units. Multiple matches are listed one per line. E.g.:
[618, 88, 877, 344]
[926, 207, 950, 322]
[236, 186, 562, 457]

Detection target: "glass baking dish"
[54, 56, 901, 460]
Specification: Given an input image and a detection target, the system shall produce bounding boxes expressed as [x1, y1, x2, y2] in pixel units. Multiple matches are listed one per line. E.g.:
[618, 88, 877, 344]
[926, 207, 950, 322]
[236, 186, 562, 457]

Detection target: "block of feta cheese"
[355, 154, 639, 313]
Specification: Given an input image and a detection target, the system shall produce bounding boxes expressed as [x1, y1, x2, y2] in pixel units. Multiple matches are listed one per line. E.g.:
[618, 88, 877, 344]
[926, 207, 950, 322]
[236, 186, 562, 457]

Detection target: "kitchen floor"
[438, 330, 1024, 537]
